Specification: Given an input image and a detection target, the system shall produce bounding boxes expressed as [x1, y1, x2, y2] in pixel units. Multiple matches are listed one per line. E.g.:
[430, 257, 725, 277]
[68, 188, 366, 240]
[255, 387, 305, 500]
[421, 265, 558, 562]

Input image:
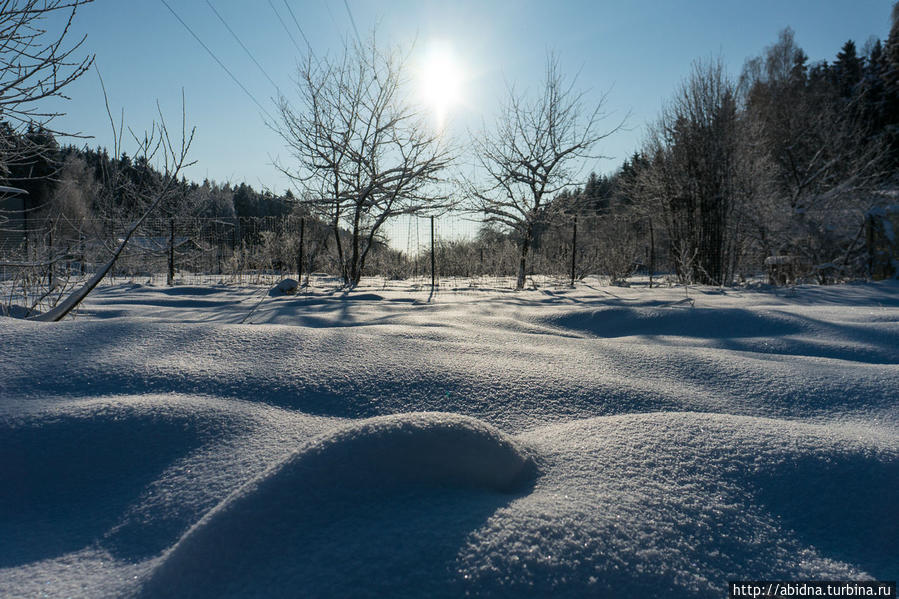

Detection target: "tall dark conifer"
[834, 40, 863, 97]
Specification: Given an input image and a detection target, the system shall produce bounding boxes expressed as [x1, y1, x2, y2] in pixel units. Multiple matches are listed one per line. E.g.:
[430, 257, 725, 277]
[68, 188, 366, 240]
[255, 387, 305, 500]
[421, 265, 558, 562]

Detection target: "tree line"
[553, 17, 899, 285]
[3, 0, 899, 312]
[4, 138, 296, 224]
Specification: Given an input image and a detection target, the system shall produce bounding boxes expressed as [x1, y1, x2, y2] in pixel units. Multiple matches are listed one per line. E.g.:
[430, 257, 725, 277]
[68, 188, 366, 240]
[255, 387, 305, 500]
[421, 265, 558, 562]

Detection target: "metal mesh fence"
[2, 210, 759, 302]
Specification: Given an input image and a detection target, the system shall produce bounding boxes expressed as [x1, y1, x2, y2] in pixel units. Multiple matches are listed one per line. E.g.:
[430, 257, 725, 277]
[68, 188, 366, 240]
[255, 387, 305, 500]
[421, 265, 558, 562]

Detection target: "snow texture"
[1, 278, 897, 598]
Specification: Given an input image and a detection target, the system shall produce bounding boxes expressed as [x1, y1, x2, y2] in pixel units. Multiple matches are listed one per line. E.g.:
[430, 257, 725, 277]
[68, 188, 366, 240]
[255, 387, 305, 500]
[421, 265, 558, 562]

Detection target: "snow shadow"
[751, 451, 899, 579]
[543, 306, 899, 364]
[154, 286, 234, 297]
[0, 407, 232, 567]
[546, 306, 805, 339]
[138, 413, 537, 598]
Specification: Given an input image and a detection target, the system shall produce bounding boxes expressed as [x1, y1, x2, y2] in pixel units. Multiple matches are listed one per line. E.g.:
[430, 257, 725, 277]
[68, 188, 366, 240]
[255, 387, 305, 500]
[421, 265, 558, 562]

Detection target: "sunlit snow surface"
[1, 277, 897, 598]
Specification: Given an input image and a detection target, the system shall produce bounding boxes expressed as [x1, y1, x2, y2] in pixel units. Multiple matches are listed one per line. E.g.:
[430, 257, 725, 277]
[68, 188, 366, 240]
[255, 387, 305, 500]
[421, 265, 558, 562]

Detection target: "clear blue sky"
[45, 0, 895, 194]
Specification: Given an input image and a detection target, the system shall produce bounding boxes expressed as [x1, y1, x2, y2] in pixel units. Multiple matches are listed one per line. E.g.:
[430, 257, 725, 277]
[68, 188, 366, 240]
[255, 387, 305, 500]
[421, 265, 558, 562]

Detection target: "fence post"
[298, 216, 305, 285]
[47, 227, 53, 290]
[570, 213, 578, 287]
[430, 216, 436, 290]
[167, 216, 175, 286]
[22, 196, 28, 260]
[648, 217, 655, 288]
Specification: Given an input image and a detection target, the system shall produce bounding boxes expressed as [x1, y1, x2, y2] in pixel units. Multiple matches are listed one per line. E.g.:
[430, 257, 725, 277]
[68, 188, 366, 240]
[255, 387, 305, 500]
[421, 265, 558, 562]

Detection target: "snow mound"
[0, 398, 255, 568]
[139, 412, 535, 598]
[545, 306, 807, 338]
[454, 412, 899, 597]
[270, 278, 298, 295]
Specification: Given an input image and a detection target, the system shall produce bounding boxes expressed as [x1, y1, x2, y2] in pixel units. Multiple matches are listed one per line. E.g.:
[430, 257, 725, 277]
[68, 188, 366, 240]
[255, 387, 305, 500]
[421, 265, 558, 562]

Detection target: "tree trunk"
[333, 221, 346, 284]
[516, 222, 533, 290]
[349, 208, 362, 286]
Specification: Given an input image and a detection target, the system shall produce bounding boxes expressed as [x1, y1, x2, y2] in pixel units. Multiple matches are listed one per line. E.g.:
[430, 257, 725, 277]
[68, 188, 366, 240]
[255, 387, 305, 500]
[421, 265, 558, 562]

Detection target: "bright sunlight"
[417, 41, 464, 130]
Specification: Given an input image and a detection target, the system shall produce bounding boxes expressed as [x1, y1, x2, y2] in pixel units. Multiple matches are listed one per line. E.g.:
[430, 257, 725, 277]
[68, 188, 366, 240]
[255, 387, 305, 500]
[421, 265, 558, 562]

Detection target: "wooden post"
[22, 196, 28, 260]
[298, 216, 306, 285]
[569, 214, 578, 287]
[167, 217, 175, 286]
[648, 218, 655, 288]
[430, 216, 436, 290]
[47, 227, 54, 290]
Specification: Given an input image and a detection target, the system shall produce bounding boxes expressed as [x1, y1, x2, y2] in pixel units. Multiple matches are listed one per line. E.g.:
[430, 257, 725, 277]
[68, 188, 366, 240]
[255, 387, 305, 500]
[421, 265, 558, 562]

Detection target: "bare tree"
[0, 0, 93, 174]
[275, 34, 453, 286]
[633, 59, 755, 285]
[0, 0, 94, 273]
[0, 0, 94, 125]
[26, 91, 195, 321]
[468, 53, 622, 289]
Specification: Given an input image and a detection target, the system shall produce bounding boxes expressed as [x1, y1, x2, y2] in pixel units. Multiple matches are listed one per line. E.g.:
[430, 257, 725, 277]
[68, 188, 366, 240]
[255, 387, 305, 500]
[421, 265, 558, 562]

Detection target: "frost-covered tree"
[0, 0, 93, 179]
[740, 28, 891, 272]
[469, 53, 622, 289]
[635, 59, 753, 285]
[275, 33, 453, 286]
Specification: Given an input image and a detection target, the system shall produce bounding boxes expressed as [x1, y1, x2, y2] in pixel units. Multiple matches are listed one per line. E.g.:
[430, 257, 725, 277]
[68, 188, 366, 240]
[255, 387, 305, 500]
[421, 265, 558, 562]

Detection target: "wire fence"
[1, 211, 683, 292]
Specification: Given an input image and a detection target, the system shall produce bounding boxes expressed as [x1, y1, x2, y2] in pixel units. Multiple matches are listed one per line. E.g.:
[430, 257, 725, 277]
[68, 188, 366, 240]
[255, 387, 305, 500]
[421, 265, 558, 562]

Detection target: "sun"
[418, 41, 464, 130]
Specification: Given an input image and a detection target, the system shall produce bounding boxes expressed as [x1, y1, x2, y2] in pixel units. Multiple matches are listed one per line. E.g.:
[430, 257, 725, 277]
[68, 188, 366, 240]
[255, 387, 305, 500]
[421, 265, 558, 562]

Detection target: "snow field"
[1, 278, 897, 597]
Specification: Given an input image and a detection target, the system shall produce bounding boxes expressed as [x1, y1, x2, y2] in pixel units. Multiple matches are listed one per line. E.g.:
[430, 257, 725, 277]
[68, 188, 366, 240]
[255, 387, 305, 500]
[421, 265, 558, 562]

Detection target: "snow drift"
[139, 413, 535, 598]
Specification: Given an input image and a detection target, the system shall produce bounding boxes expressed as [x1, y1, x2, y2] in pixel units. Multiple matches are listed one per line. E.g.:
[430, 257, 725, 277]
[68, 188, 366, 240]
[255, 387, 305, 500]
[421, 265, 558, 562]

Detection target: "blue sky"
[45, 0, 894, 194]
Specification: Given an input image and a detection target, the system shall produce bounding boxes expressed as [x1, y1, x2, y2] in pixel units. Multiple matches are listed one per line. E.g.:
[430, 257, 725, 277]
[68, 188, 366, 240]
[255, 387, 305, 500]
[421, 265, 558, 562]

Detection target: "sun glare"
[418, 42, 464, 130]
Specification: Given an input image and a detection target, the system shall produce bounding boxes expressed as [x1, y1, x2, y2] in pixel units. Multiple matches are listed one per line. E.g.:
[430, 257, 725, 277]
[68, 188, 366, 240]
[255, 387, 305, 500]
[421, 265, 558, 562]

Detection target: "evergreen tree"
[885, 2, 899, 90]
[233, 183, 255, 218]
[882, 3, 899, 159]
[5, 125, 60, 214]
[834, 40, 863, 98]
[583, 172, 613, 214]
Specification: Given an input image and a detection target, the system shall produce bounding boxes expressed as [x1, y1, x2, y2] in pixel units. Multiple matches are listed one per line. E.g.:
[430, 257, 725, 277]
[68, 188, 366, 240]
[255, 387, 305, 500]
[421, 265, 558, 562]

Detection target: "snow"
[273, 278, 299, 295]
[764, 255, 798, 265]
[1, 277, 897, 598]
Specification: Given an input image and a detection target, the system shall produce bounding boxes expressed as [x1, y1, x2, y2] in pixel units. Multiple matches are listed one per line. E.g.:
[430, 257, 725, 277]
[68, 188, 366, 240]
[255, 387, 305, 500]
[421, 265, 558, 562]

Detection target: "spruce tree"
[834, 40, 863, 98]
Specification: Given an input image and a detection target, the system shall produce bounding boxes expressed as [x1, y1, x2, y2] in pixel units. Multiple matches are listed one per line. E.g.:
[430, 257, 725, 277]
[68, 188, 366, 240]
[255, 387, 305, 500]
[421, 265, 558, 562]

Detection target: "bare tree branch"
[273, 32, 453, 285]
[467, 52, 623, 289]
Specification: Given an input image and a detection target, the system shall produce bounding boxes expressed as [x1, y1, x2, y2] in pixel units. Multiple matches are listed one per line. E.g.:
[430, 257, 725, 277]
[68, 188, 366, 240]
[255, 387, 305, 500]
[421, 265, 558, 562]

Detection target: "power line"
[343, 0, 363, 48]
[267, 0, 304, 56]
[159, 0, 274, 121]
[282, 0, 314, 58]
[205, 0, 280, 94]
[321, 0, 340, 36]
